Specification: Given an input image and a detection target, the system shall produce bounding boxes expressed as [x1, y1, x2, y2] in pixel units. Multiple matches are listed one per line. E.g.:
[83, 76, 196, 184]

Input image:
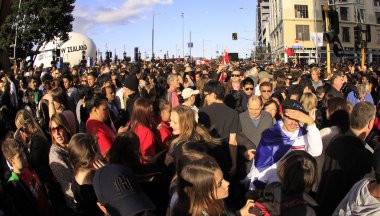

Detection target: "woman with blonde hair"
[15, 109, 52, 184]
[300, 92, 318, 120]
[49, 113, 76, 211]
[167, 105, 218, 165]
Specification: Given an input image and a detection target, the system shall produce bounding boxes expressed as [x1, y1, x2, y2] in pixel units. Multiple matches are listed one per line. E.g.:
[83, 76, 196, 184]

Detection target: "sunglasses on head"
[50, 125, 65, 134]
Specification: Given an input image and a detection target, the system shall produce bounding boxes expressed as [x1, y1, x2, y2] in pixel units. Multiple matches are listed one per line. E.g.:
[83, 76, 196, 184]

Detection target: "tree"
[0, 0, 75, 64]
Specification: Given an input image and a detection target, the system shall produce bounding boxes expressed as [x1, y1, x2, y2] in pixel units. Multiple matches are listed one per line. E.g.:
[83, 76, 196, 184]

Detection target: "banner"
[311, 32, 324, 47]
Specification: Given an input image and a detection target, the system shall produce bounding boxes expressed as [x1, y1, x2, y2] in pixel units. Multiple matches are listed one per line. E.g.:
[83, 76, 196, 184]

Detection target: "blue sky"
[73, 0, 257, 59]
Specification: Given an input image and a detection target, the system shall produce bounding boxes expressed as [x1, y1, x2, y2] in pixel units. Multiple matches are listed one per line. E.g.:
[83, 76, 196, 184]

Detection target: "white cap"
[182, 88, 199, 99]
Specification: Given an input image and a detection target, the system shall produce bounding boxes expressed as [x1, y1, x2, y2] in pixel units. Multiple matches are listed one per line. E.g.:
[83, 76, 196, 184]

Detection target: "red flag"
[222, 50, 230, 65]
[285, 48, 293, 57]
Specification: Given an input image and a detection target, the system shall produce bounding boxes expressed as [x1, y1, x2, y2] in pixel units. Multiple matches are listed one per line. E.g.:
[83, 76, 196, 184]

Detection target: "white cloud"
[73, 0, 173, 33]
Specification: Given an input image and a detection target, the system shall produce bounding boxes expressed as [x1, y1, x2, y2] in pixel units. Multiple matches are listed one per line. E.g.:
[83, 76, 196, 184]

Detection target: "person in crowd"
[263, 98, 280, 120]
[128, 98, 164, 164]
[259, 82, 273, 104]
[14, 109, 52, 184]
[69, 133, 104, 216]
[181, 87, 200, 122]
[300, 92, 318, 120]
[62, 73, 78, 107]
[254, 71, 272, 96]
[36, 74, 55, 133]
[86, 72, 98, 89]
[93, 164, 156, 216]
[314, 97, 350, 192]
[85, 92, 117, 157]
[157, 99, 173, 150]
[333, 147, 380, 215]
[250, 151, 319, 215]
[199, 80, 239, 176]
[167, 74, 180, 108]
[238, 95, 274, 175]
[167, 105, 217, 166]
[121, 73, 140, 124]
[76, 85, 89, 132]
[224, 70, 242, 95]
[310, 67, 323, 90]
[103, 85, 119, 125]
[48, 113, 76, 211]
[171, 153, 255, 216]
[327, 74, 344, 98]
[240, 77, 255, 112]
[247, 99, 322, 191]
[2, 138, 53, 216]
[347, 83, 374, 106]
[317, 102, 376, 216]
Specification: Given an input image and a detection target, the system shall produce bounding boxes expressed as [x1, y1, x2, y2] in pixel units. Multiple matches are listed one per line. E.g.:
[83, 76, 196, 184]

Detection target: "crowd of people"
[0, 59, 380, 216]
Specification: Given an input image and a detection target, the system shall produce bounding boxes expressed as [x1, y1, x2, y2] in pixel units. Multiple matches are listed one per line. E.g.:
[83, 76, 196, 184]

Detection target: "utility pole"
[181, 12, 184, 59]
[323, 3, 331, 75]
[152, 11, 155, 61]
[189, 31, 192, 60]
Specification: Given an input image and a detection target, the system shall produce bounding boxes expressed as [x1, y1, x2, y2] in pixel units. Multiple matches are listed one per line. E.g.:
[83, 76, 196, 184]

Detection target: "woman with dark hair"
[85, 92, 117, 157]
[128, 98, 163, 164]
[250, 151, 318, 215]
[263, 98, 280, 120]
[172, 153, 254, 216]
[69, 133, 104, 216]
[141, 73, 158, 102]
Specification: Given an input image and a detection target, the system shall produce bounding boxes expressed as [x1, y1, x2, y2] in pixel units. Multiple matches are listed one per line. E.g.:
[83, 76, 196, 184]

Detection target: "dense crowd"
[0, 59, 380, 216]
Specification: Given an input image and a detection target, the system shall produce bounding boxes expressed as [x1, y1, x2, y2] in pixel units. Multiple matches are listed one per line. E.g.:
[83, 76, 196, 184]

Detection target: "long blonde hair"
[50, 113, 72, 145]
[15, 109, 46, 139]
[170, 106, 218, 150]
[300, 92, 318, 113]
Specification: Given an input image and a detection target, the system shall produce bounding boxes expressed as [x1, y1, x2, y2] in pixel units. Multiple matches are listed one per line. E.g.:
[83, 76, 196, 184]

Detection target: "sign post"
[324, 3, 331, 75]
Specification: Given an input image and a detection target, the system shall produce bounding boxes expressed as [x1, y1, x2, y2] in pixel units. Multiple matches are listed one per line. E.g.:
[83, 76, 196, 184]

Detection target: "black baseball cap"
[282, 99, 307, 114]
[93, 164, 155, 216]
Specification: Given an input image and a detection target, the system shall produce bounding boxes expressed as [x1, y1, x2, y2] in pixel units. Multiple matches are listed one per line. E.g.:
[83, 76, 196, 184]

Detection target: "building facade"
[258, 0, 380, 64]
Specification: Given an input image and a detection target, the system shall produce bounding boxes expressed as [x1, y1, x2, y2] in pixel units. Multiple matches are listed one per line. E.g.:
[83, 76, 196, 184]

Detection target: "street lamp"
[181, 12, 184, 59]
[13, 0, 22, 73]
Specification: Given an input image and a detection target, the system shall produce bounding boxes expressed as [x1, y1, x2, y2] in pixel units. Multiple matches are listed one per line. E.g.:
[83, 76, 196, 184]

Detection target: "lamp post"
[13, 0, 22, 74]
[181, 12, 184, 59]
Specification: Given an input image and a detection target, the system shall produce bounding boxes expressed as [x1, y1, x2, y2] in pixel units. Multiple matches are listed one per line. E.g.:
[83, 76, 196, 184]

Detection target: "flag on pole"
[222, 50, 229, 65]
[285, 47, 293, 57]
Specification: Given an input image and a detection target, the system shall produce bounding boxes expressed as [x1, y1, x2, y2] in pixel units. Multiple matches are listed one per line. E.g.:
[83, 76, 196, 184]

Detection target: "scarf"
[254, 120, 307, 172]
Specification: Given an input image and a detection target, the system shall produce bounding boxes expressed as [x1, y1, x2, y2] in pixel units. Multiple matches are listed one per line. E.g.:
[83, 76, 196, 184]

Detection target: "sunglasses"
[50, 125, 65, 134]
[261, 90, 272, 93]
[231, 74, 240, 77]
[245, 88, 254, 91]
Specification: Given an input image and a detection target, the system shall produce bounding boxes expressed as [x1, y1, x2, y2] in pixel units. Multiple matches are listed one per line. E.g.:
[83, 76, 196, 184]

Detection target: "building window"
[375, 0, 380, 7]
[295, 5, 308, 18]
[376, 13, 380, 24]
[342, 27, 350, 42]
[377, 30, 380, 44]
[359, 9, 365, 23]
[296, 25, 310, 41]
[340, 7, 349, 21]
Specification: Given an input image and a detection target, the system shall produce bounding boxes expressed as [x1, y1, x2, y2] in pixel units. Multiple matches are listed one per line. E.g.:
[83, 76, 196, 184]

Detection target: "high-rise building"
[258, 0, 380, 64]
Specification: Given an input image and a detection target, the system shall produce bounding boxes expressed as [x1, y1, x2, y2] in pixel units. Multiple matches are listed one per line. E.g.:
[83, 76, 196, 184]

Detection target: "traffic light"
[366, 25, 371, 43]
[232, 32, 237, 40]
[328, 10, 340, 34]
[354, 24, 362, 50]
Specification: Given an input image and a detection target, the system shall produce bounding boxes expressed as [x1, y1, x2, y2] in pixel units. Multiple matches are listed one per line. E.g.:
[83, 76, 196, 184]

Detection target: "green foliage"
[0, 0, 75, 62]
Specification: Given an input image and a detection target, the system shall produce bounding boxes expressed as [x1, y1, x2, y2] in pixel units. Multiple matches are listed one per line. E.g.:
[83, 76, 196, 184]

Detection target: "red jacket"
[86, 119, 116, 157]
